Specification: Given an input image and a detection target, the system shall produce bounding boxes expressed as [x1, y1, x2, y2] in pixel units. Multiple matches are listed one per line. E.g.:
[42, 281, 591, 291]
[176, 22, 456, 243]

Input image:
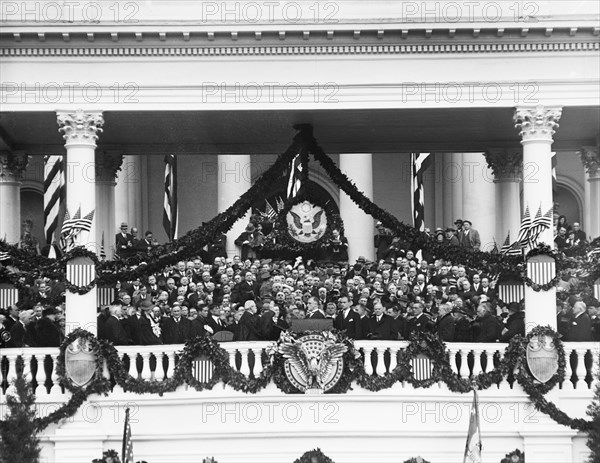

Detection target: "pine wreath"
[293, 448, 335, 463]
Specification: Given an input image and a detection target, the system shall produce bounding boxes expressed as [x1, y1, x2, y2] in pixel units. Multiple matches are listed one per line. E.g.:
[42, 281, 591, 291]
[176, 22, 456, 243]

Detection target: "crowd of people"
[1, 217, 598, 349]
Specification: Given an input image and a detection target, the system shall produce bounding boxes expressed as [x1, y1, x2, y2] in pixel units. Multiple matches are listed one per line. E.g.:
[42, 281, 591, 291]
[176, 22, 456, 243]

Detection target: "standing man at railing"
[565, 301, 592, 342]
[103, 305, 130, 346]
[472, 303, 501, 343]
[7, 309, 34, 348]
[238, 300, 261, 341]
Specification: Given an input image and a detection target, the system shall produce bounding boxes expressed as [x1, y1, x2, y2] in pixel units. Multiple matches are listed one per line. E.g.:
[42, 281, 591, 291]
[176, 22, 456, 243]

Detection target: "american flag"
[43, 155, 65, 246]
[463, 389, 482, 463]
[527, 206, 553, 247]
[60, 206, 80, 251]
[121, 407, 134, 463]
[411, 153, 432, 232]
[500, 231, 522, 257]
[286, 153, 303, 199]
[163, 154, 178, 241]
[262, 200, 277, 220]
[515, 205, 531, 248]
[0, 251, 10, 262]
[76, 209, 95, 233]
[100, 231, 106, 260]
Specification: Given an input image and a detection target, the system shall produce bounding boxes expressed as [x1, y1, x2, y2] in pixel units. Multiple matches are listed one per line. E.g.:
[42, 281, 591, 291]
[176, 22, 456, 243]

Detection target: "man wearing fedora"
[458, 220, 481, 252]
[115, 222, 135, 260]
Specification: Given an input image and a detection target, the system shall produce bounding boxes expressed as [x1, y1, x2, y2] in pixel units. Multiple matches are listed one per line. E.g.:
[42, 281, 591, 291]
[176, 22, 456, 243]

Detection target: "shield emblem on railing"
[65, 337, 97, 387]
[526, 335, 558, 383]
[410, 353, 433, 381]
[192, 354, 214, 383]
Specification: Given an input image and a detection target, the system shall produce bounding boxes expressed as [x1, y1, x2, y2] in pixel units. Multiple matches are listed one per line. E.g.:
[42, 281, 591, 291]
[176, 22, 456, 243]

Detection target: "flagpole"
[122, 407, 129, 461]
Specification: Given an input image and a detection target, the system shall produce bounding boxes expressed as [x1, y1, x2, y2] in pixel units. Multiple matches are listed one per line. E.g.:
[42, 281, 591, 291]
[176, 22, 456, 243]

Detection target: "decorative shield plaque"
[410, 353, 433, 381]
[65, 337, 97, 387]
[286, 201, 327, 243]
[280, 333, 346, 393]
[526, 334, 558, 383]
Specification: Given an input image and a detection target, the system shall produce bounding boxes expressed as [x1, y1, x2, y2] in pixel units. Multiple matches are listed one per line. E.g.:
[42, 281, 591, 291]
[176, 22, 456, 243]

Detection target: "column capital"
[484, 148, 522, 180]
[95, 151, 124, 182]
[0, 150, 30, 181]
[57, 110, 104, 147]
[514, 105, 562, 143]
[579, 145, 600, 177]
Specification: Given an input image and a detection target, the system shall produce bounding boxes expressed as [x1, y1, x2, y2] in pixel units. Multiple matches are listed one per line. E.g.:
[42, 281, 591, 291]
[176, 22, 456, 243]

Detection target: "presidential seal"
[526, 334, 558, 383]
[286, 201, 327, 243]
[279, 333, 347, 394]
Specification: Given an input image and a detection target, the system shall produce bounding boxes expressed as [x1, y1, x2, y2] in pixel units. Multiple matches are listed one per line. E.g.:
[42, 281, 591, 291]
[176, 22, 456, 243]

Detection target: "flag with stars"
[121, 407, 134, 463]
[463, 389, 482, 463]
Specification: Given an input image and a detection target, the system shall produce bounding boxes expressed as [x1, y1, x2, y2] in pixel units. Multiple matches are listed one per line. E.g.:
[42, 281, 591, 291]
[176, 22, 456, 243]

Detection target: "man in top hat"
[115, 222, 135, 260]
[458, 220, 481, 252]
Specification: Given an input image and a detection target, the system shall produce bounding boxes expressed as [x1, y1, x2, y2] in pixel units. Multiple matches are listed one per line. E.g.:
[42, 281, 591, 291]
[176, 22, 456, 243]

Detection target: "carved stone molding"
[95, 151, 124, 181]
[57, 110, 104, 146]
[1, 40, 597, 58]
[0, 151, 30, 181]
[579, 145, 600, 177]
[484, 148, 522, 179]
[514, 105, 562, 142]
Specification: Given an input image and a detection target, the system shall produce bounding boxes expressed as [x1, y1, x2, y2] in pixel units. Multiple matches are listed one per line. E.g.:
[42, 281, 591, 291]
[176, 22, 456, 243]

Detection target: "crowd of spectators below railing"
[2, 218, 598, 348]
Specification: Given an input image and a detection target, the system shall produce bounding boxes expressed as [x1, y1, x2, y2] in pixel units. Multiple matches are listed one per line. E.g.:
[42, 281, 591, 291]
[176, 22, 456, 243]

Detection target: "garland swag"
[2, 126, 599, 297]
[2, 326, 594, 438]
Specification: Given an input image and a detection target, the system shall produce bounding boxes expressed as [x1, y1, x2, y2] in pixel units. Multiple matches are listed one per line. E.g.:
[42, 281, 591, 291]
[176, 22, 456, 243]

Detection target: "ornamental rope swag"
[0, 124, 599, 297]
[2, 326, 593, 435]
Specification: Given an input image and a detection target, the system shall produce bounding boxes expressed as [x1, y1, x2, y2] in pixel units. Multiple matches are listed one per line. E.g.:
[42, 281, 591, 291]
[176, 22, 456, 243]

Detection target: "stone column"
[485, 148, 523, 245]
[114, 155, 143, 233]
[339, 153, 374, 262]
[218, 154, 252, 259]
[95, 152, 123, 260]
[514, 105, 562, 331]
[57, 110, 103, 335]
[461, 152, 496, 251]
[451, 152, 464, 221]
[441, 153, 454, 227]
[0, 151, 29, 244]
[579, 144, 600, 240]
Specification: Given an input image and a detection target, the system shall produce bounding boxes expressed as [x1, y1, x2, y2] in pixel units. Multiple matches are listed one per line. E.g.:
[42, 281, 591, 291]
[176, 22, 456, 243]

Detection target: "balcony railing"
[2, 341, 598, 396]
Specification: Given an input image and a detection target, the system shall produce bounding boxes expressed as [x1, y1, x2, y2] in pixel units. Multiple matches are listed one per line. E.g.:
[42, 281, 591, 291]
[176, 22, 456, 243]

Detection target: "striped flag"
[516, 205, 532, 248]
[463, 389, 482, 463]
[76, 209, 95, 233]
[411, 153, 432, 231]
[500, 232, 512, 254]
[121, 407, 134, 463]
[0, 251, 11, 261]
[263, 200, 276, 220]
[43, 155, 64, 246]
[60, 206, 80, 251]
[100, 231, 106, 260]
[527, 206, 553, 247]
[163, 154, 178, 241]
[286, 153, 303, 199]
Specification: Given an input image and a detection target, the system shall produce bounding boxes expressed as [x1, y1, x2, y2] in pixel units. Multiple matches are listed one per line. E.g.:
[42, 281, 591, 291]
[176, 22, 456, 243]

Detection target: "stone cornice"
[0, 151, 30, 180]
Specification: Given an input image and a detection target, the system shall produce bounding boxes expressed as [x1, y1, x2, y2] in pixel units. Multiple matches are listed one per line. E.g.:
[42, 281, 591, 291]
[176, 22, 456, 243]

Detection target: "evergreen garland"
[293, 448, 335, 463]
[0, 357, 41, 463]
[585, 367, 600, 461]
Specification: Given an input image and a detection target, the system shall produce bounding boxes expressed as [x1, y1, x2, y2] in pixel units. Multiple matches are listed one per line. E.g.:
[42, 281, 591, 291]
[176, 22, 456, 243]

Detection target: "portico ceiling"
[0, 106, 598, 155]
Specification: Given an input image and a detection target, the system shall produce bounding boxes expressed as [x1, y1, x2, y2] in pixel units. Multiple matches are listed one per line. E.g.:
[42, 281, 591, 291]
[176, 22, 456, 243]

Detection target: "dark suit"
[36, 317, 62, 347]
[334, 309, 361, 339]
[162, 317, 192, 344]
[8, 322, 31, 347]
[103, 316, 130, 345]
[237, 311, 261, 341]
[406, 313, 434, 337]
[231, 281, 260, 304]
[115, 232, 134, 259]
[206, 315, 227, 335]
[307, 310, 326, 319]
[499, 312, 525, 342]
[138, 313, 162, 345]
[436, 313, 456, 342]
[472, 313, 501, 342]
[566, 313, 592, 342]
[368, 314, 398, 340]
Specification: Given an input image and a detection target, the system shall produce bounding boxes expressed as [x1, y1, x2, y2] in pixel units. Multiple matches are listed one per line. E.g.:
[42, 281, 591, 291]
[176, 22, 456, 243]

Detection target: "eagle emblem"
[286, 201, 327, 243]
[279, 333, 347, 393]
[65, 336, 97, 387]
